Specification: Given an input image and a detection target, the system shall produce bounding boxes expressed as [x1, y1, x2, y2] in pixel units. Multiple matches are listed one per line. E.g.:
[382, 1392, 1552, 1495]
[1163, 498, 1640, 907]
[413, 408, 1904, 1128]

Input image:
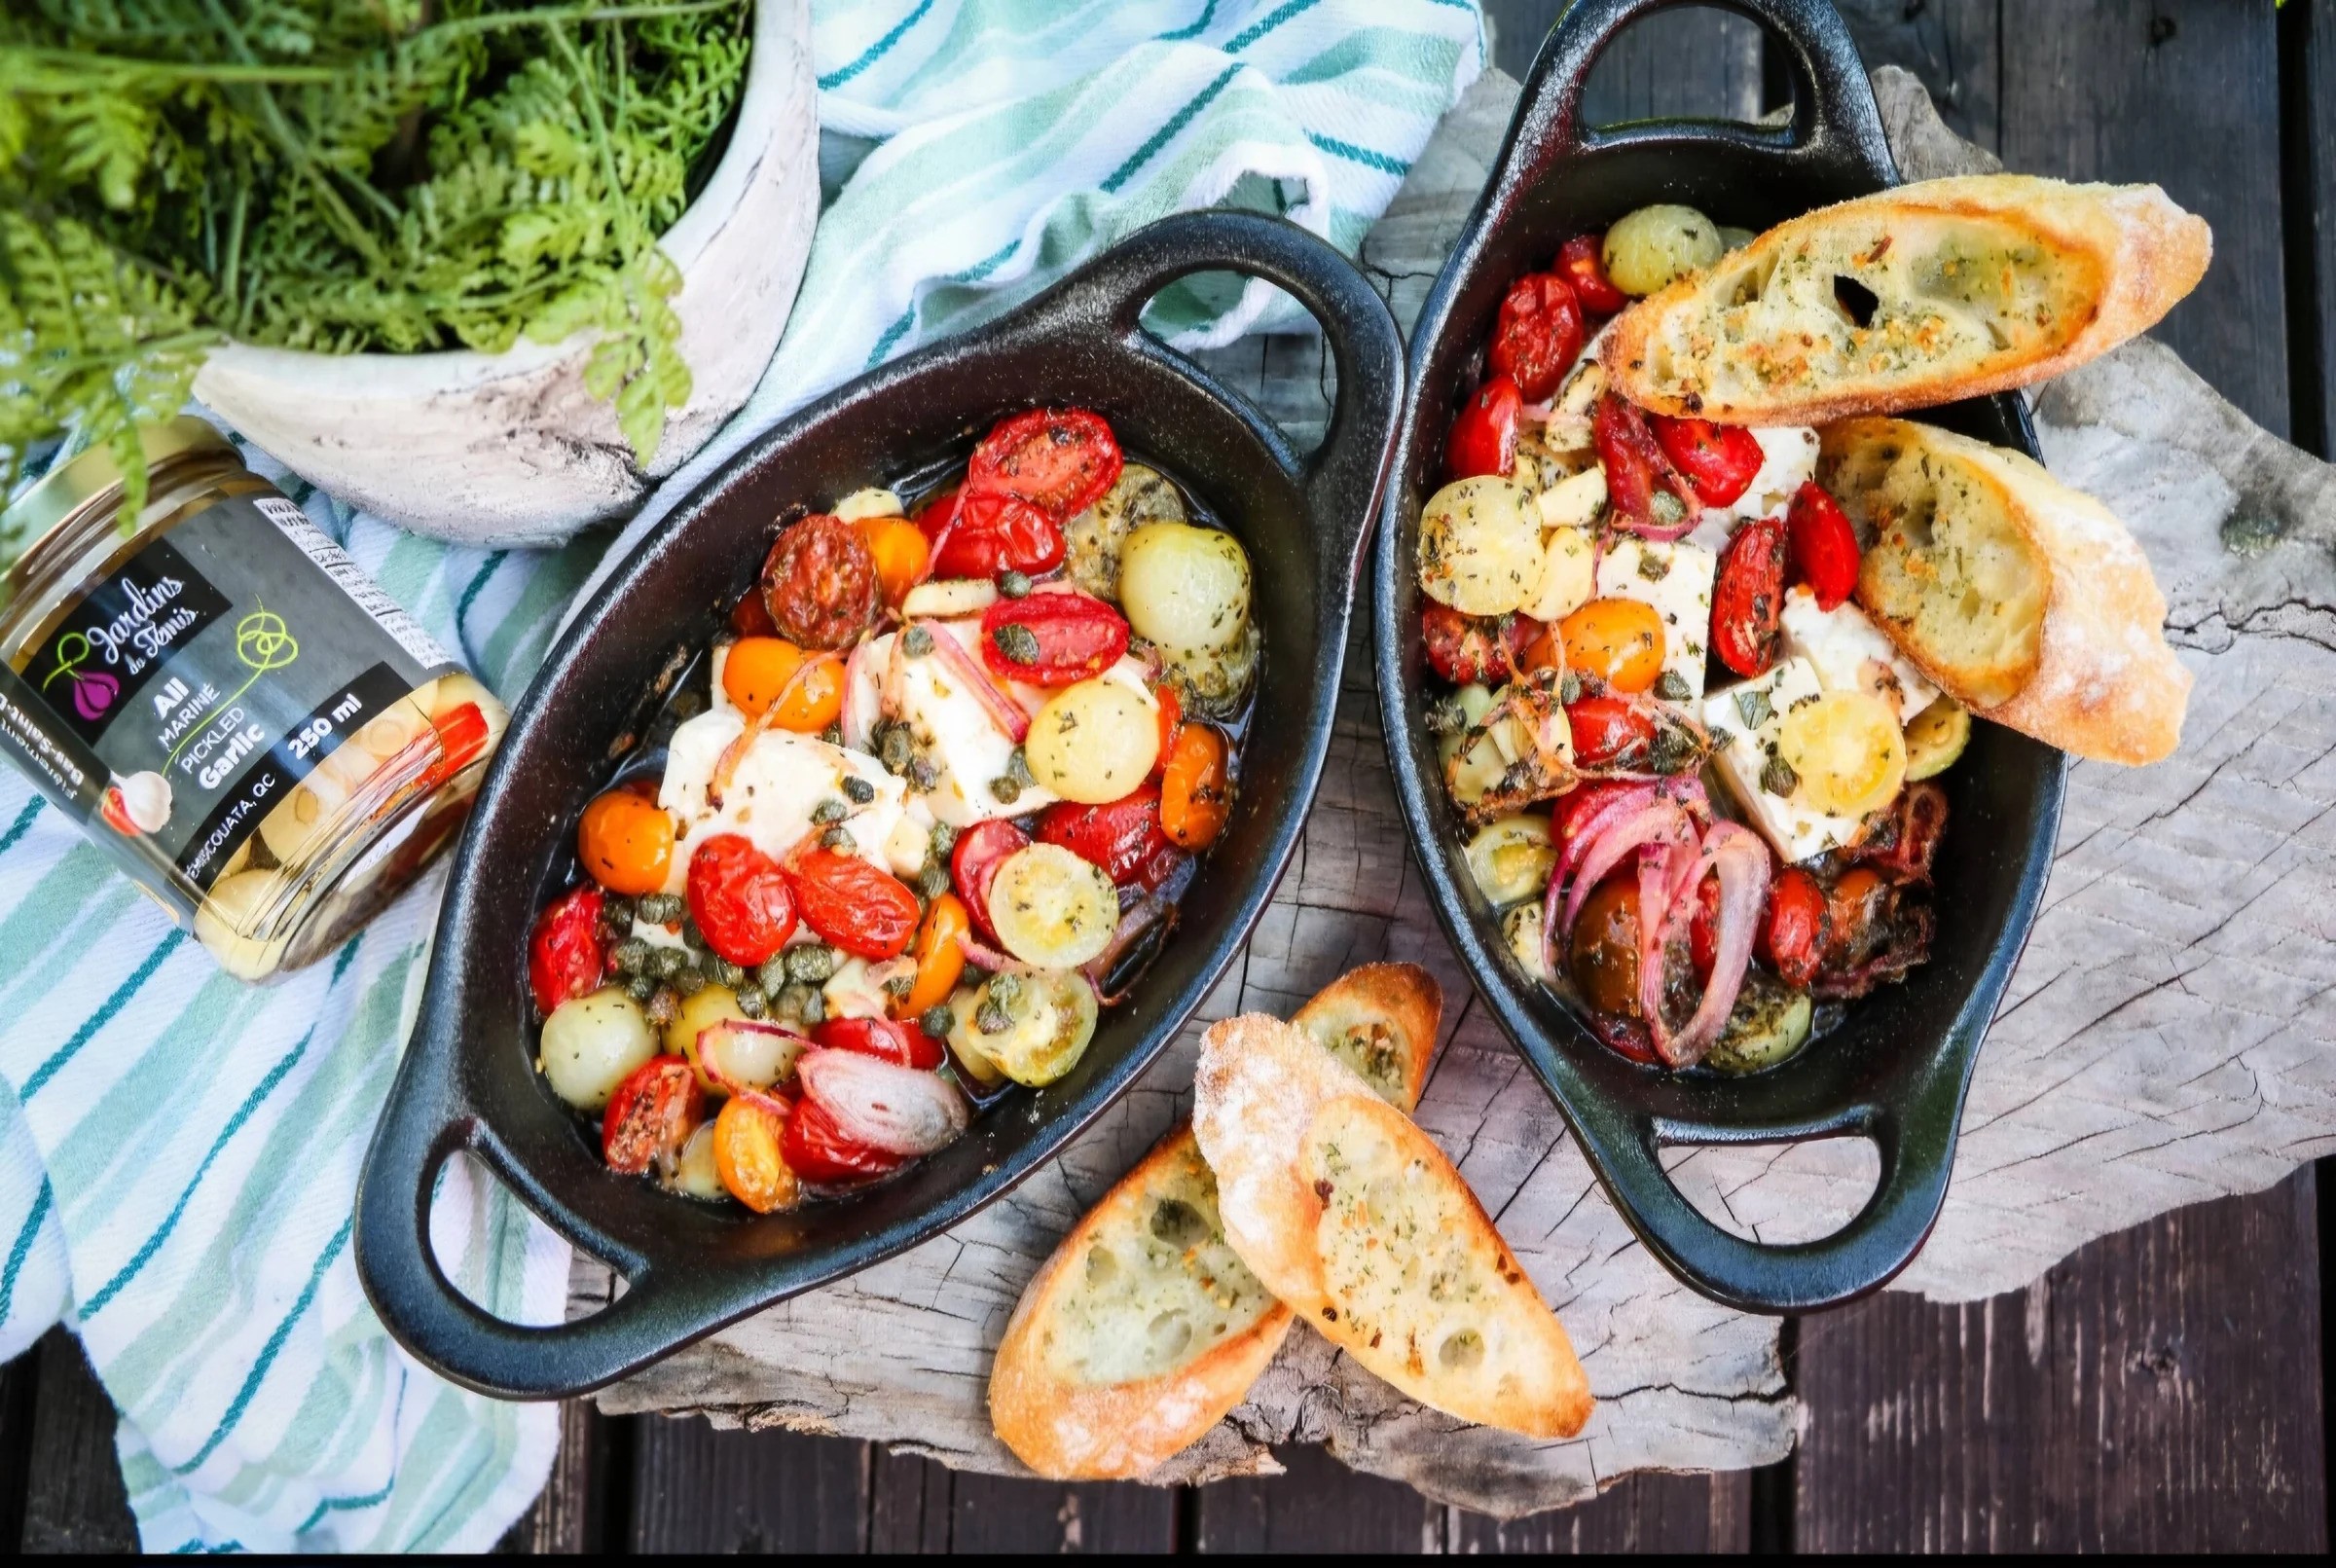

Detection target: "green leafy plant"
[0, 0, 751, 527]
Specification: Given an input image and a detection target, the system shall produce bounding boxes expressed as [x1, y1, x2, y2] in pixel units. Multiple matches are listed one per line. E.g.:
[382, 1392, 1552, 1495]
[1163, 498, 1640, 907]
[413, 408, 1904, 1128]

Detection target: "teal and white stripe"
[0, 0, 1478, 1550]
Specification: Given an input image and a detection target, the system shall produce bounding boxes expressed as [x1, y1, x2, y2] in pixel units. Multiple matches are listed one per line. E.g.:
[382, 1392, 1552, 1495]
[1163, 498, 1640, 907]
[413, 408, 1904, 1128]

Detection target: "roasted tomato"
[1421, 604, 1540, 686]
[577, 785, 675, 896]
[760, 514, 878, 650]
[921, 488, 1067, 579]
[1785, 481, 1860, 611]
[1687, 872, 1722, 979]
[1761, 865, 1829, 990]
[721, 638, 846, 732]
[786, 850, 920, 960]
[602, 1056, 704, 1176]
[815, 1015, 945, 1071]
[1566, 694, 1657, 767]
[858, 516, 931, 606]
[528, 886, 606, 1016]
[1557, 234, 1628, 315]
[1853, 781, 1948, 884]
[1558, 598, 1665, 694]
[1038, 784, 1169, 885]
[687, 833, 798, 967]
[1650, 416, 1764, 508]
[1569, 873, 1642, 1017]
[949, 819, 1030, 942]
[1711, 515, 1787, 676]
[1158, 721, 1232, 850]
[1487, 272, 1585, 402]
[1592, 392, 1694, 531]
[712, 1096, 799, 1213]
[980, 591, 1130, 685]
[1446, 374, 1522, 482]
[1552, 780, 1646, 857]
[897, 893, 969, 1021]
[966, 408, 1124, 519]
[784, 1093, 901, 1185]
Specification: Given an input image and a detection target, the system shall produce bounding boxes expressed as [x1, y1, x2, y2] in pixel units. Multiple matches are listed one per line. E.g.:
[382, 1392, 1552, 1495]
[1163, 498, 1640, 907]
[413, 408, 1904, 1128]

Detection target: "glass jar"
[0, 419, 507, 980]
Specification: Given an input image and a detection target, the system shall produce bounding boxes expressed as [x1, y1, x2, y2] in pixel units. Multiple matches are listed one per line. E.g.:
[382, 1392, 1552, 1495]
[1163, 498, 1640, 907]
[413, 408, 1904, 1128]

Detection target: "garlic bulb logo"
[42, 632, 118, 721]
[100, 771, 173, 836]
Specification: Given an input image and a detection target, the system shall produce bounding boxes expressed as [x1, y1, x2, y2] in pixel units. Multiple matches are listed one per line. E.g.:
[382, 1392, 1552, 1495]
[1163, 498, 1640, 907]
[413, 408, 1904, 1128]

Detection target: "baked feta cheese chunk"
[1779, 587, 1939, 723]
[1703, 657, 1869, 864]
[1595, 535, 1717, 698]
[878, 621, 1061, 828]
[658, 711, 907, 888]
[1721, 427, 1821, 523]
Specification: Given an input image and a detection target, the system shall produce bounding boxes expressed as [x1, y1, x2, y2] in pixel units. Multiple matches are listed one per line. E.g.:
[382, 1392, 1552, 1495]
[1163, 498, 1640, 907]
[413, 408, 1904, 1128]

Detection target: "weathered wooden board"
[585, 54, 2336, 1523]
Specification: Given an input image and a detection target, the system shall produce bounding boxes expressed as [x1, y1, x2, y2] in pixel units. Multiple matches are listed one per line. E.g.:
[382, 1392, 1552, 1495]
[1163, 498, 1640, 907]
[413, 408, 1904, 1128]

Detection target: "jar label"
[2, 491, 456, 909]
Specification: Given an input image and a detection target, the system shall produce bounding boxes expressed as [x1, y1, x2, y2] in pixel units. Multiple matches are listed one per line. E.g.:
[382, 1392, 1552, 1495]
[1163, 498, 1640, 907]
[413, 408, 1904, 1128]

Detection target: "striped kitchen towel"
[0, 0, 1481, 1551]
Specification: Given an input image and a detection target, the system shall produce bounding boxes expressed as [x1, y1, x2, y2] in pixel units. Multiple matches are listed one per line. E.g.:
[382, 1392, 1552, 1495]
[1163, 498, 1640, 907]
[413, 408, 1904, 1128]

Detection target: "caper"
[601, 894, 636, 928]
[879, 724, 912, 773]
[639, 892, 684, 924]
[930, 821, 959, 858]
[821, 825, 856, 852]
[1559, 669, 1583, 707]
[992, 623, 1041, 666]
[611, 939, 651, 974]
[711, 957, 746, 988]
[1654, 669, 1692, 702]
[754, 954, 788, 994]
[921, 1003, 956, 1039]
[650, 946, 685, 978]
[626, 974, 656, 1003]
[784, 984, 826, 1026]
[1761, 753, 1801, 797]
[785, 944, 838, 984]
[909, 757, 940, 792]
[989, 971, 1025, 1009]
[734, 985, 767, 1019]
[672, 966, 708, 996]
[998, 568, 1033, 599]
[916, 862, 951, 900]
[812, 798, 848, 825]
[883, 972, 916, 1001]
[975, 999, 1011, 1035]
[842, 775, 876, 805]
[680, 920, 710, 953]
[989, 775, 1022, 804]
[903, 625, 935, 657]
[1006, 748, 1035, 787]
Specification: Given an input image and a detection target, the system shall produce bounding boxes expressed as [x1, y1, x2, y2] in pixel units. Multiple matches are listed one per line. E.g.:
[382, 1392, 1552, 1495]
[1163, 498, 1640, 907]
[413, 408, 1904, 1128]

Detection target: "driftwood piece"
[582, 68, 2336, 1514]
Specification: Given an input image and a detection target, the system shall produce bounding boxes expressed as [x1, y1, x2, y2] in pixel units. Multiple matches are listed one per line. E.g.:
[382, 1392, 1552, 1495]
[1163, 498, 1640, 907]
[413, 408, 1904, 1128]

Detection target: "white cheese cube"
[887, 620, 1059, 827]
[658, 711, 907, 891]
[1703, 657, 1869, 864]
[1779, 587, 1939, 724]
[823, 954, 916, 1020]
[1595, 536, 1717, 699]
[1720, 427, 1821, 523]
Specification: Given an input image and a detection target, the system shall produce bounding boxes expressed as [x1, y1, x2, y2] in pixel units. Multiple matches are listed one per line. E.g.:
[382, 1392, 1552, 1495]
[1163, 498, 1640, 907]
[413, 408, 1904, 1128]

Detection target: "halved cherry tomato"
[760, 514, 878, 651]
[688, 833, 798, 966]
[1823, 866, 1893, 971]
[722, 638, 845, 731]
[1566, 695, 1656, 767]
[730, 590, 779, 638]
[949, 820, 1030, 943]
[713, 1095, 799, 1213]
[1786, 481, 1861, 611]
[420, 702, 492, 791]
[1558, 598, 1665, 694]
[1761, 865, 1828, 990]
[1557, 234, 1628, 315]
[920, 489, 1067, 579]
[1553, 780, 1647, 855]
[1159, 721, 1231, 850]
[1568, 873, 1642, 1017]
[1687, 873, 1721, 979]
[785, 850, 920, 960]
[1712, 516, 1788, 676]
[897, 893, 969, 1021]
[1038, 784, 1169, 884]
[966, 408, 1124, 519]
[1446, 374, 1522, 482]
[529, 885, 606, 1016]
[1593, 391, 1695, 530]
[815, 1015, 945, 1071]
[578, 787, 675, 896]
[1421, 604, 1541, 686]
[980, 592, 1130, 685]
[858, 516, 931, 605]
[1651, 415, 1764, 508]
[1152, 683, 1184, 772]
[602, 1056, 704, 1176]
[784, 1093, 901, 1185]
[1487, 272, 1585, 402]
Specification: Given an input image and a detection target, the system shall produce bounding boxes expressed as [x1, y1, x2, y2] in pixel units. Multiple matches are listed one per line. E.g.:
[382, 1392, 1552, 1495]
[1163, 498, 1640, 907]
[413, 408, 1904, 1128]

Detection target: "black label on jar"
[5, 491, 456, 906]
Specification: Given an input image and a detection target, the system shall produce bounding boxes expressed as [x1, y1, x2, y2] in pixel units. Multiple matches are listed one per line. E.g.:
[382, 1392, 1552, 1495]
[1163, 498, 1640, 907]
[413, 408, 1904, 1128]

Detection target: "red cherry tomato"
[528, 886, 606, 1016]
[1712, 516, 1788, 677]
[965, 408, 1124, 519]
[1687, 873, 1722, 979]
[1037, 783, 1169, 886]
[760, 515, 878, 651]
[602, 1057, 704, 1176]
[687, 833, 798, 967]
[1552, 780, 1647, 857]
[1445, 374, 1522, 482]
[949, 819, 1030, 943]
[980, 591, 1130, 686]
[1420, 604, 1541, 687]
[1761, 866, 1829, 990]
[1557, 234, 1628, 315]
[1131, 839, 1191, 894]
[920, 489, 1067, 579]
[814, 1015, 945, 1072]
[784, 1093, 902, 1185]
[1651, 415, 1765, 508]
[1487, 273, 1585, 402]
[1786, 481, 1862, 611]
[1592, 391, 1696, 530]
[1566, 695, 1656, 767]
[785, 850, 920, 960]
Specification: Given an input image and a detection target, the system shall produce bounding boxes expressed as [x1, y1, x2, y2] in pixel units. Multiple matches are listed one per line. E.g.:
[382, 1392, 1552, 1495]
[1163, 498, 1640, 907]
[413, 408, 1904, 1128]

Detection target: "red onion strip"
[1650, 823, 1771, 1069]
[695, 1020, 808, 1119]
[954, 930, 1035, 975]
[919, 619, 1031, 744]
[797, 1047, 968, 1156]
[1555, 798, 1696, 941]
[1083, 895, 1173, 1001]
[1553, 784, 1658, 892]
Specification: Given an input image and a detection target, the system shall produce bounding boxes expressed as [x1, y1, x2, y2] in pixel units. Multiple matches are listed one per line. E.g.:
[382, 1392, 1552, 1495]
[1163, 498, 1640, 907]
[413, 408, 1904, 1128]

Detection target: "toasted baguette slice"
[990, 965, 1443, 1478]
[1193, 1014, 1592, 1440]
[1604, 174, 2210, 424]
[1824, 418, 2190, 764]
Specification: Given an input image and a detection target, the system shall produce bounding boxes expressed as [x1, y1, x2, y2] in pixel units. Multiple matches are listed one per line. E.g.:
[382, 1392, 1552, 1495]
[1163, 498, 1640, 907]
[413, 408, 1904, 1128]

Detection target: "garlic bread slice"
[1291, 963, 1442, 1110]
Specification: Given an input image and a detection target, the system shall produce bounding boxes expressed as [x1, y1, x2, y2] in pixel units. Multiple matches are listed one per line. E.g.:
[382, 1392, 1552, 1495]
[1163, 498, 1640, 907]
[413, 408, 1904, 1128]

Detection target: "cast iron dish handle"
[356, 209, 1404, 1398]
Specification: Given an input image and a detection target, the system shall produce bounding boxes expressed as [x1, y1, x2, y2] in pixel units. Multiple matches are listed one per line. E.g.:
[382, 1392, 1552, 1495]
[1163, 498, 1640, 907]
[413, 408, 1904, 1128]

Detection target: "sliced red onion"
[841, 638, 883, 750]
[1083, 896, 1175, 1003]
[1635, 840, 1688, 1035]
[954, 930, 1035, 975]
[1613, 508, 1702, 543]
[1650, 822, 1771, 1069]
[1555, 797, 1696, 941]
[797, 1048, 969, 1156]
[919, 618, 1030, 743]
[1553, 783, 1658, 892]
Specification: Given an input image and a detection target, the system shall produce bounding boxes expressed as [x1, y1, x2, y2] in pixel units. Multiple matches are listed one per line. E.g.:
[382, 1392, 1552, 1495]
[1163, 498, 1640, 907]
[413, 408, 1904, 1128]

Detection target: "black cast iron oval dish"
[357, 210, 1405, 1399]
[1373, 0, 2065, 1313]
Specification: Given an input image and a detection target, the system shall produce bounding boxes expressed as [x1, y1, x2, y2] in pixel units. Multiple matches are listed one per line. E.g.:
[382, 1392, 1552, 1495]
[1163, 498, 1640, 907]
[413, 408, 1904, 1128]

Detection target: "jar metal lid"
[2, 418, 237, 551]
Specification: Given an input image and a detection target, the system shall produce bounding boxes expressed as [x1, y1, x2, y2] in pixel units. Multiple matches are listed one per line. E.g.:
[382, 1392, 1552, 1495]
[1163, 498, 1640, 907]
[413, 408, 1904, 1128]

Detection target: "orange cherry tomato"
[858, 516, 931, 606]
[722, 638, 846, 732]
[1518, 623, 1564, 674]
[1159, 721, 1231, 850]
[578, 787, 675, 895]
[713, 1095, 800, 1214]
[896, 893, 969, 1021]
[1558, 597, 1666, 694]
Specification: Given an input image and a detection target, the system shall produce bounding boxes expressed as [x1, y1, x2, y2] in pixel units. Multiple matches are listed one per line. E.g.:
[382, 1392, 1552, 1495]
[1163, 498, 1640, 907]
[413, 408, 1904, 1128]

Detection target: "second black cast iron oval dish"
[1373, 0, 2065, 1313]
[355, 210, 1405, 1399]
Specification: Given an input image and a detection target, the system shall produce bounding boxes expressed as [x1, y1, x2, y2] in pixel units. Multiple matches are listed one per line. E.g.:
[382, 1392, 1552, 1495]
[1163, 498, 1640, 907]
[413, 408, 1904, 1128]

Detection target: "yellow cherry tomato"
[577, 786, 675, 895]
[1558, 597, 1666, 694]
[1778, 691, 1908, 817]
[896, 893, 969, 1021]
[722, 637, 846, 732]
[858, 517, 931, 606]
[712, 1095, 799, 1214]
